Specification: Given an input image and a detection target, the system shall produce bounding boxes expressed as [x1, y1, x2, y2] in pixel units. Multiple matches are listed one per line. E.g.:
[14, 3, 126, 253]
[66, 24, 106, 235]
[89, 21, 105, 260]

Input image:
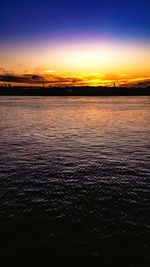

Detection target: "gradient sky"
[0, 0, 150, 86]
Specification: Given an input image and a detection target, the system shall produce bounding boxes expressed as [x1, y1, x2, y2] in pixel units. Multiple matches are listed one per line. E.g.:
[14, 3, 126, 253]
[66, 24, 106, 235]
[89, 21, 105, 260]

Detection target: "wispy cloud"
[0, 73, 43, 84]
[0, 70, 150, 87]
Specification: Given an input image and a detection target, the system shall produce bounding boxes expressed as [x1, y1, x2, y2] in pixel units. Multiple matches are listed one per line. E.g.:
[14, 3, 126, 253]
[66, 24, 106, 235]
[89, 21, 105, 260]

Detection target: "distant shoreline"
[0, 86, 150, 96]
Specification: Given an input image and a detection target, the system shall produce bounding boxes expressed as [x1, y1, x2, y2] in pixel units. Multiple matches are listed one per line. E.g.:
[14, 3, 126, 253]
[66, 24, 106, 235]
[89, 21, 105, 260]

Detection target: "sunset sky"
[0, 0, 150, 87]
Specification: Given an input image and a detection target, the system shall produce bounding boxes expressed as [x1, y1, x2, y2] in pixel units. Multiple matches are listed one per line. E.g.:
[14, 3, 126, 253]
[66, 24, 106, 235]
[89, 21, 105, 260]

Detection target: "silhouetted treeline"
[0, 86, 150, 96]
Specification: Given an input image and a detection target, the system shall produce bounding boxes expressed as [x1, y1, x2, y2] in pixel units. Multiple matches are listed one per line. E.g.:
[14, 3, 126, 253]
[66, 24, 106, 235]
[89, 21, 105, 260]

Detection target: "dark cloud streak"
[0, 72, 150, 87]
[0, 74, 44, 84]
[0, 73, 84, 86]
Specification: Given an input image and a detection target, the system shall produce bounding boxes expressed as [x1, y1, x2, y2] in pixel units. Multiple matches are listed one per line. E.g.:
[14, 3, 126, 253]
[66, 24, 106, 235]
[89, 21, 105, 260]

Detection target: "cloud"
[0, 67, 9, 73]
[118, 77, 150, 87]
[0, 74, 44, 84]
[127, 79, 150, 87]
[0, 71, 150, 87]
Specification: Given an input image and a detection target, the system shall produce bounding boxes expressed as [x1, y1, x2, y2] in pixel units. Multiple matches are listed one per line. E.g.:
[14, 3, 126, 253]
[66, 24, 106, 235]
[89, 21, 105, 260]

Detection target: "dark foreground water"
[0, 96, 150, 265]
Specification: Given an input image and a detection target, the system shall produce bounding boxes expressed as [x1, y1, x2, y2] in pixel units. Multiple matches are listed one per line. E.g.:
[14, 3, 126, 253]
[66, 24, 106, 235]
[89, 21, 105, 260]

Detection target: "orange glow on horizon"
[0, 38, 150, 87]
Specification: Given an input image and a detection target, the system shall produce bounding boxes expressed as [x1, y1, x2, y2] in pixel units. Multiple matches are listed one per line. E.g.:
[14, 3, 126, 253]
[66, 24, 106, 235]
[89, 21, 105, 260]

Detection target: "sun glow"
[0, 38, 150, 87]
[44, 70, 56, 73]
[66, 48, 112, 71]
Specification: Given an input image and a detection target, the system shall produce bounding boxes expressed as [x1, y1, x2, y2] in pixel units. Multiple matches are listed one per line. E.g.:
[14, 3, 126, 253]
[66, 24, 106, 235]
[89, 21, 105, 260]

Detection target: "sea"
[0, 96, 150, 265]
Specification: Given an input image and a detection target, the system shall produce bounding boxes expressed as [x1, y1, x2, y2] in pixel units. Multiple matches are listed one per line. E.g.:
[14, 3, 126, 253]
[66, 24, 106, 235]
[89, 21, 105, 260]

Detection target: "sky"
[0, 0, 150, 87]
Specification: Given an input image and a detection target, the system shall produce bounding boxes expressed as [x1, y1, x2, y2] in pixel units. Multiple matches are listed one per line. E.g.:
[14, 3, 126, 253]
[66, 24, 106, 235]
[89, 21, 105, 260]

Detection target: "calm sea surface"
[0, 96, 150, 263]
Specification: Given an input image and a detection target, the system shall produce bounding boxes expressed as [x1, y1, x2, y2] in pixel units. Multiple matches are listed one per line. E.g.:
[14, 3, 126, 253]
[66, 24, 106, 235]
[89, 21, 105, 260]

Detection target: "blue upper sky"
[0, 0, 150, 43]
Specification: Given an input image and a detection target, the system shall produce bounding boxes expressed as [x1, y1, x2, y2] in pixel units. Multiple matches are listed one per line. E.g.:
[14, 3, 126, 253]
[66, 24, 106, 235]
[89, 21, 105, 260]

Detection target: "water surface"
[0, 96, 150, 264]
